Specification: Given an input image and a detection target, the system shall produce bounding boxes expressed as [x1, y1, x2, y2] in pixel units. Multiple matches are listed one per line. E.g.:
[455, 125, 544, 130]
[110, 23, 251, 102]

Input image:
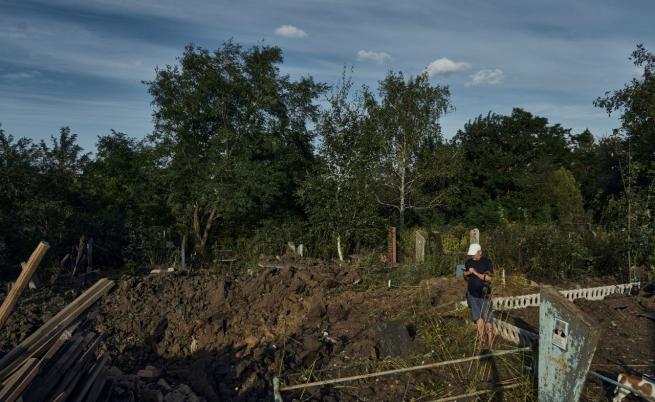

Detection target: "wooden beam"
[0, 242, 49, 328]
[0, 358, 39, 402]
[0, 279, 113, 380]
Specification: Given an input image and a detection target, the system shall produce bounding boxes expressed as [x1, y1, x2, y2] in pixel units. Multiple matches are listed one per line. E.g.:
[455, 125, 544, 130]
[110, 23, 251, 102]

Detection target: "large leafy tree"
[146, 42, 326, 258]
[82, 131, 170, 267]
[299, 71, 383, 260]
[595, 44, 655, 270]
[454, 109, 571, 223]
[595, 44, 655, 182]
[0, 128, 42, 276]
[366, 71, 456, 228]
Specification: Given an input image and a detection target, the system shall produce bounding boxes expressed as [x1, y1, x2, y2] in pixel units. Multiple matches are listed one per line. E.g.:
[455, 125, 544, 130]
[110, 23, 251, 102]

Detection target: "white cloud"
[2, 72, 36, 80]
[466, 68, 505, 86]
[274, 25, 307, 38]
[356, 50, 391, 64]
[425, 57, 471, 77]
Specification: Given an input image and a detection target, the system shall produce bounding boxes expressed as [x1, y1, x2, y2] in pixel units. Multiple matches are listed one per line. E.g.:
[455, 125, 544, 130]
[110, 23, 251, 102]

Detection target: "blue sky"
[0, 0, 653, 151]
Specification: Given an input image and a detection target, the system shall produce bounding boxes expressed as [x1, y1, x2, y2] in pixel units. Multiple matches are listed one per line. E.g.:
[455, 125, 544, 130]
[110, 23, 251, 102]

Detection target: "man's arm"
[471, 269, 492, 282]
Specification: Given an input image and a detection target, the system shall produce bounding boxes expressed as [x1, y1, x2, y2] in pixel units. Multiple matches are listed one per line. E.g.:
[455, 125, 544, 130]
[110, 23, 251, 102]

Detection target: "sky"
[0, 0, 653, 151]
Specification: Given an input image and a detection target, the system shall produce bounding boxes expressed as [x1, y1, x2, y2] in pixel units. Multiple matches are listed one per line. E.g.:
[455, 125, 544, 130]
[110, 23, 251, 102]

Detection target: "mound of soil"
[95, 258, 467, 401]
[0, 284, 78, 355]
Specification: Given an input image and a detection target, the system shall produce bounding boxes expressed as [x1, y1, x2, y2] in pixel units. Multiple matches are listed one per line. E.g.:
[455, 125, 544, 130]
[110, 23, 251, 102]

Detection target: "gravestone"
[538, 286, 601, 402]
[469, 228, 480, 245]
[429, 231, 443, 255]
[415, 232, 426, 263]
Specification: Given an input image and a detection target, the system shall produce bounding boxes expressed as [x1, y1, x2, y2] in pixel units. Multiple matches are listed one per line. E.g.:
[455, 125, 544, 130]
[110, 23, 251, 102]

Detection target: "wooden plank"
[20, 334, 86, 401]
[71, 355, 107, 402]
[0, 279, 107, 374]
[0, 358, 39, 402]
[47, 334, 102, 401]
[85, 369, 108, 402]
[40, 333, 93, 400]
[2, 358, 43, 402]
[0, 279, 113, 380]
[0, 242, 49, 328]
[20, 326, 79, 402]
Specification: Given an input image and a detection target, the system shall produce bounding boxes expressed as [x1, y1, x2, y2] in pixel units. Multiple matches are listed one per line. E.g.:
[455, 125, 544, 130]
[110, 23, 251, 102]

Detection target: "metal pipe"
[279, 347, 530, 392]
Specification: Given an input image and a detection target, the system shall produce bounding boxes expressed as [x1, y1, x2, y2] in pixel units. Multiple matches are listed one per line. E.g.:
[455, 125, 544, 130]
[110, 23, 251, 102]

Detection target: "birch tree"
[367, 71, 456, 228]
[299, 71, 383, 260]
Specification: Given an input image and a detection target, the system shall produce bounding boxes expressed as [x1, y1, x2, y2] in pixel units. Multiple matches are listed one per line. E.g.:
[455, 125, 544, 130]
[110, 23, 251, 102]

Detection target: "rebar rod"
[278, 347, 530, 392]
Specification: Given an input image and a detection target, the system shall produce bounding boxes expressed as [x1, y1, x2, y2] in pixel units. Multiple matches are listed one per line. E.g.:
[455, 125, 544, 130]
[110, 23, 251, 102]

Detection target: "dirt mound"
[0, 284, 78, 356]
[96, 258, 369, 400]
[95, 258, 470, 401]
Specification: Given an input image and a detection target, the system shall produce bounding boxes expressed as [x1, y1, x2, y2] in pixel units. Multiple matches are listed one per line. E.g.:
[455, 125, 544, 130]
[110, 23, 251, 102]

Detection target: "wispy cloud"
[356, 50, 391, 64]
[425, 57, 471, 77]
[274, 25, 307, 38]
[467, 68, 504, 86]
[2, 72, 37, 80]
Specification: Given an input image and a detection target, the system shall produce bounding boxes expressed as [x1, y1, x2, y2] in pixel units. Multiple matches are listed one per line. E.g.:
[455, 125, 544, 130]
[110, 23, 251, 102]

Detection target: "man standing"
[462, 243, 494, 348]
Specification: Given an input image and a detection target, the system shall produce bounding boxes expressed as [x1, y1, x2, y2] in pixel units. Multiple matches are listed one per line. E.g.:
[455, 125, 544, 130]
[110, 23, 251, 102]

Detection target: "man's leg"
[476, 319, 485, 343]
[482, 300, 495, 348]
[485, 322, 495, 348]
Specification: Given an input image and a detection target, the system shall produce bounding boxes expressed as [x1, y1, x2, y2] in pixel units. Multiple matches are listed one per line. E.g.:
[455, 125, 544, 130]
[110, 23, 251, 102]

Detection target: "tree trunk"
[399, 171, 406, 229]
[193, 202, 218, 258]
[337, 235, 344, 262]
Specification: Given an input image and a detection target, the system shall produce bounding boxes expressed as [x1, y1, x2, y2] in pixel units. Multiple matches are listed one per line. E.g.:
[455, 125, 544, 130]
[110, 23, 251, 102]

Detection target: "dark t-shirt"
[465, 256, 493, 298]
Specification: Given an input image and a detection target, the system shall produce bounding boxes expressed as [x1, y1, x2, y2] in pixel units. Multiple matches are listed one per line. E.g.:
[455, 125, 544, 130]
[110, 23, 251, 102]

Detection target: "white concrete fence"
[458, 282, 637, 311]
[493, 319, 538, 347]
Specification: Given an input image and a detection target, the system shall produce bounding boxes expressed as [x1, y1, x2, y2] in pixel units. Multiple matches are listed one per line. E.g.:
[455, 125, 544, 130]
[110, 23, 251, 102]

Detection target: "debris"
[138, 366, 162, 378]
[0, 242, 49, 328]
[375, 320, 417, 358]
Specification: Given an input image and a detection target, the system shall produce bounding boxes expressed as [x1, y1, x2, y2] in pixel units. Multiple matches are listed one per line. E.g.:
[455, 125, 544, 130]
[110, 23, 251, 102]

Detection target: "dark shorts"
[467, 292, 494, 323]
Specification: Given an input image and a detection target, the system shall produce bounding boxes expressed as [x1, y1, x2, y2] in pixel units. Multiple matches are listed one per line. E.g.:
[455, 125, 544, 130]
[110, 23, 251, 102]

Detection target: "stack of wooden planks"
[0, 278, 114, 402]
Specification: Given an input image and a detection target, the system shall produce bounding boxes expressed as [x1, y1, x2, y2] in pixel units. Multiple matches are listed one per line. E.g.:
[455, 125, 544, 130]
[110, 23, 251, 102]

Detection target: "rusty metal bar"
[277, 347, 530, 392]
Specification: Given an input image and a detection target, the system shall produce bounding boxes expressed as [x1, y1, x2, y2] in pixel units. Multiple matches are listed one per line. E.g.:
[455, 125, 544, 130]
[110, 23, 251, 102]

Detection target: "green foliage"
[454, 109, 571, 222]
[1, 41, 654, 282]
[595, 44, 655, 182]
[481, 224, 620, 282]
[299, 70, 385, 258]
[464, 199, 508, 228]
[366, 71, 459, 228]
[548, 167, 585, 223]
[146, 42, 326, 260]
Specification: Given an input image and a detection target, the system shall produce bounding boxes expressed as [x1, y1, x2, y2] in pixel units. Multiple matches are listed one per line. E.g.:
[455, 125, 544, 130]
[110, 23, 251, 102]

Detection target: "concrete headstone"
[538, 286, 601, 402]
[415, 232, 426, 263]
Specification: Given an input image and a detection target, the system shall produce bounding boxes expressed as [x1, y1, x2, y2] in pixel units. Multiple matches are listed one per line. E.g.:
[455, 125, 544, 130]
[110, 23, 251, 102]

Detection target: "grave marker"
[538, 286, 601, 402]
[415, 232, 425, 263]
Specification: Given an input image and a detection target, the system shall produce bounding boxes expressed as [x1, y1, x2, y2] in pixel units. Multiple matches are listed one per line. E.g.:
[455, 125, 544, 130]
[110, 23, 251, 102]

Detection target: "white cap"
[467, 243, 481, 255]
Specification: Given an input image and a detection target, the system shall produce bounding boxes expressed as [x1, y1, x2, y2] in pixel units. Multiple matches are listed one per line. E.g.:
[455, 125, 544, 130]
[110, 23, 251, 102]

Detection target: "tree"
[548, 167, 585, 223]
[595, 44, 655, 183]
[367, 71, 456, 228]
[299, 70, 383, 260]
[0, 127, 42, 277]
[146, 42, 326, 259]
[454, 109, 571, 222]
[82, 131, 170, 267]
[595, 44, 655, 274]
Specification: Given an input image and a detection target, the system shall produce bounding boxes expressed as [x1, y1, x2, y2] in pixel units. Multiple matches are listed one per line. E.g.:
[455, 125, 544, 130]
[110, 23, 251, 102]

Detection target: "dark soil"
[4, 258, 645, 401]
[93, 257, 470, 401]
